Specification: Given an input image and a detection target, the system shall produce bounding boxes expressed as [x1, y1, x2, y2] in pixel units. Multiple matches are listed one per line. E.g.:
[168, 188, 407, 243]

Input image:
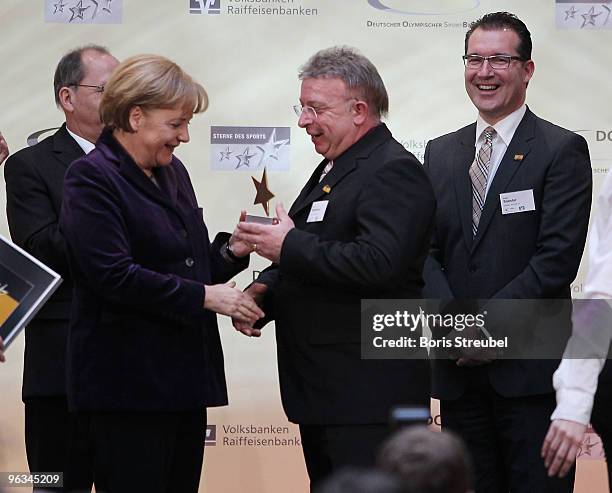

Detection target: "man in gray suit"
[423, 12, 592, 493]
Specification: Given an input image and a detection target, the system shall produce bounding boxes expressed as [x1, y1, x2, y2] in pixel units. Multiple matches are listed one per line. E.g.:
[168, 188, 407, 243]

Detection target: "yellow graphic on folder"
[0, 264, 33, 328]
[0, 289, 19, 325]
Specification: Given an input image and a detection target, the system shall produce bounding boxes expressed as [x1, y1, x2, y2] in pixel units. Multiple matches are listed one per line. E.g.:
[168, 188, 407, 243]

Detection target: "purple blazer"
[60, 128, 247, 412]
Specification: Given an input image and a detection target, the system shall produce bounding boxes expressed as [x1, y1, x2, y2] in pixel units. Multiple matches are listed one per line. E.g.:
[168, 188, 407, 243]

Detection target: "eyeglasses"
[293, 104, 317, 120]
[462, 54, 524, 70]
[70, 83, 105, 93]
[293, 98, 358, 120]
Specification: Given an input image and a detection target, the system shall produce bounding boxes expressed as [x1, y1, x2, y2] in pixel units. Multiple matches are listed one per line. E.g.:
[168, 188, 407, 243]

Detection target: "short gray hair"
[299, 46, 389, 119]
[53, 45, 111, 106]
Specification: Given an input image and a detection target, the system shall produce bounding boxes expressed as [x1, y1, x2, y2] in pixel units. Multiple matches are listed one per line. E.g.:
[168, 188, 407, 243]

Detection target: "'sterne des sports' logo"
[367, 0, 480, 15]
[210, 126, 290, 171]
[190, 0, 221, 15]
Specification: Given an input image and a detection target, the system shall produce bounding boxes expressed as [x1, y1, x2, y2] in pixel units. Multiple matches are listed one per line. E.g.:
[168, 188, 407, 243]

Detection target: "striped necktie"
[469, 126, 495, 235]
[319, 160, 333, 182]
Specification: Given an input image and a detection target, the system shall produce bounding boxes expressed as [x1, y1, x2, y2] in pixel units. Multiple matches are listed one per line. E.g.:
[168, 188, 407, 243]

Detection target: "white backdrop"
[0, 1, 610, 491]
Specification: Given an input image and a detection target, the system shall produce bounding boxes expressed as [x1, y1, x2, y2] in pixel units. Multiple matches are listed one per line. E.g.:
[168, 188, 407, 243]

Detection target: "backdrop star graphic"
[219, 146, 233, 161]
[603, 5, 611, 26]
[251, 168, 275, 216]
[235, 147, 256, 169]
[53, 0, 67, 14]
[91, 0, 99, 18]
[581, 6, 601, 28]
[69, 0, 90, 22]
[564, 6, 577, 20]
[256, 128, 289, 167]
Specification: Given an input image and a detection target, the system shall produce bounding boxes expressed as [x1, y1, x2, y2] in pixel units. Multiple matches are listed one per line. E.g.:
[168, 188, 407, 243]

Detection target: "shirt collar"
[66, 126, 96, 154]
[475, 104, 527, 147]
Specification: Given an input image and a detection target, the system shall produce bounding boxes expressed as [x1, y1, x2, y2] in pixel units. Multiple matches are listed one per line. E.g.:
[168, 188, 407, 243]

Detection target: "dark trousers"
[88, 410, 206, 493]
[299, 423, 390, 492]
[24, 396, 93, 493]
[440, 369, 575, 493]
[592, 364, 612, 489]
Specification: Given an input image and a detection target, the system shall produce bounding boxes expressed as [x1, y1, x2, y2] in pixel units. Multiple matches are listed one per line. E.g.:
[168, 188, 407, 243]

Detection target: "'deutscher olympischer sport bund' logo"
[366, 0, 480, 29]
[574, 128, 612, 175]
[189, 0, 319, 16]
[361, 299, 587, 361]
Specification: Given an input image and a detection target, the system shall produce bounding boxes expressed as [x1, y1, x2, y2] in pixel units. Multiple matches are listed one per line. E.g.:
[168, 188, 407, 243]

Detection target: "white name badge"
[307, 200, 329, 223]
[499, 189, 535, 215]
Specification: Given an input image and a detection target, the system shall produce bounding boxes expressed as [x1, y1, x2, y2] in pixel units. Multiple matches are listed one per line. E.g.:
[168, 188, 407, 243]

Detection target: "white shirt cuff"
[551, 387, 594, 425]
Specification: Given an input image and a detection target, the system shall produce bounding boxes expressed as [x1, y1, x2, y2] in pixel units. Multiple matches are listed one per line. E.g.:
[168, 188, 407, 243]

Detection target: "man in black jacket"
[4, 45, 118, 491]
[234, 46, 436, 490]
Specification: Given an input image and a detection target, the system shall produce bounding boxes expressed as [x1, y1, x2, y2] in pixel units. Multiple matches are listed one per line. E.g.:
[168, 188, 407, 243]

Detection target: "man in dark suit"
[4, 45, 118, 490]
[423, 12, 592, 493]
[233, 46, 436, 490]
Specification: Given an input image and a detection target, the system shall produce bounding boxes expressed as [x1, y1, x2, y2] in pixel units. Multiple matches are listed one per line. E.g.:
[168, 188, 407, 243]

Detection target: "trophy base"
[245, 214, 277, 225]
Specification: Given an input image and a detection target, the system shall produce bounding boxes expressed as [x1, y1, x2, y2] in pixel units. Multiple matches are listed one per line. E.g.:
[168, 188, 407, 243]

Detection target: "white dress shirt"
[551, 170, 612, 424]
[66, 127, 96, 154]
[475, 104, 527, 198]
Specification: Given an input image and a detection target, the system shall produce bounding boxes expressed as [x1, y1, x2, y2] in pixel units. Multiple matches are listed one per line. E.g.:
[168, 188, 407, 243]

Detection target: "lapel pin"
[322, 185, 331, 194]
[514, 154, 524, 161]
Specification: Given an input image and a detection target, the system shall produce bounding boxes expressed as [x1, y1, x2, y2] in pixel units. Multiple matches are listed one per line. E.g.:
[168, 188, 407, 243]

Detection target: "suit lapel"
[52, 124, 86, 168]
[98, 129, 178, 210]
[154, 165, 179, 207]
[290, 158, 357, 217]
[289, 124, 391, 218]
[471, 110, 535, 252]
[289, 159, 329, 217]
[453, 124, 477, 251]
[118, 157, 179, 210]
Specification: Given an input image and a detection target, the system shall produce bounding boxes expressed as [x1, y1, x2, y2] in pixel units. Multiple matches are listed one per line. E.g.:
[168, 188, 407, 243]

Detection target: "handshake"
[204, 281, 268, 338]
[204, 203, 295, 337]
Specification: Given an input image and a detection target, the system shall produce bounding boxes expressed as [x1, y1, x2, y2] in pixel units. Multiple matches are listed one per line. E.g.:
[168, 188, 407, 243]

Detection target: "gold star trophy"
[248, 168, 277, 224]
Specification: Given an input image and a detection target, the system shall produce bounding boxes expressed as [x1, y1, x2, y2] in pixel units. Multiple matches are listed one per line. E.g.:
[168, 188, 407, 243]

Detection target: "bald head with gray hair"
[53, 44, 111, 106]
[298, 46, 389, 119]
